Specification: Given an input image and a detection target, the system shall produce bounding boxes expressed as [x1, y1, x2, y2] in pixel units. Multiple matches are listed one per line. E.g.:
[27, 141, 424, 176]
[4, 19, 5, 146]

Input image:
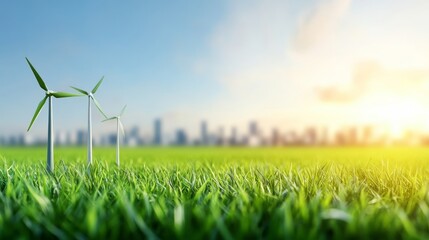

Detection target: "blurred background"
[1, 0, 429, 147]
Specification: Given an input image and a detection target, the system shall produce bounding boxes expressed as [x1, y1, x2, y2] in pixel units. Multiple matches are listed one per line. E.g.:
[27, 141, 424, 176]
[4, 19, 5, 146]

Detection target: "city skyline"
[1, 117, 427, 147]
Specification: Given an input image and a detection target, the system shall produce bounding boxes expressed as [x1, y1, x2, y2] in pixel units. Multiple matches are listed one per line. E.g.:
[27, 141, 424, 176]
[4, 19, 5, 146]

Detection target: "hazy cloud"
[317, 61, 429, 102]
[293, 0, 351, 52]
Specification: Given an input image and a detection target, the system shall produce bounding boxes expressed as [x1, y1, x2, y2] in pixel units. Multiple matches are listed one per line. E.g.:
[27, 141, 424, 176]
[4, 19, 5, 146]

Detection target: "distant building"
[175, 129, 188, 145]
[304, 127, 317, 145]
[77, 130, 86, 146]
[99, 135, 109, 146]
[200, 120, 208, 145]
[8, 134, 25, 146]
[284, 131, 298, 145]
[217, 127, 225, 145]
[271, 128, 281, 146]
[153, 119, 162, 145]
[348, 127, 357, 145]
[229, 127, 238, 145]
[207, 134, 219, 146]
[319, 127, 329, 145]
[249, 121, 259, 136]
[108, 133, 116, 146]
[362, 126, 373, 145]
[335, 130, 346, 146]
[127, 126, 142, 146]
[65, 131, 73, 146]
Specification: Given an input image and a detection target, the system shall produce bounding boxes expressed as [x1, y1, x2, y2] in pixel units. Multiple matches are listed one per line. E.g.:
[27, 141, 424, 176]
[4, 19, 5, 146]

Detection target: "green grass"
[1, 147, 429, 239]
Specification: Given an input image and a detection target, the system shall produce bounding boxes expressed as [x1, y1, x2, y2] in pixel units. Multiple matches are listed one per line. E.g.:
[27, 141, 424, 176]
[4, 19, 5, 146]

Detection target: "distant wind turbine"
[26, 58, 82, 173]
[102, 105, 126, 167]
[70, 78, 107, 165]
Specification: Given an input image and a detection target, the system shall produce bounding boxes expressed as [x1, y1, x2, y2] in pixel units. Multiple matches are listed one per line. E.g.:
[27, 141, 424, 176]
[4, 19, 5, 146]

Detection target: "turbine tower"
[102, 106, 126, 167]
[26, 58, 82, 172]
[70, 78, 107, 165]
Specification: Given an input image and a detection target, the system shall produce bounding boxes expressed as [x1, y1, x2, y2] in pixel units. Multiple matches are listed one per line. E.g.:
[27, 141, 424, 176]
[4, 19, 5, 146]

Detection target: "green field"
[1, 147, 429, 239]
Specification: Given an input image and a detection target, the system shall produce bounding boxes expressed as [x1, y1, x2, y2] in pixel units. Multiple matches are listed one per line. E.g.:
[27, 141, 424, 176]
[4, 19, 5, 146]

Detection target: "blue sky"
[0, 1, 228, 136]
[1, 0, 429, 139]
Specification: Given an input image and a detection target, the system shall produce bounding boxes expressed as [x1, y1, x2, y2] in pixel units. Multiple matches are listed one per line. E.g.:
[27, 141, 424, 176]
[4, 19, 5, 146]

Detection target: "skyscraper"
[77, 130, 86, 146]
[128, 126, 142, 146]
[249, 121, 259, 136]
[176, 129, 188, 145]
[271, 128, 281, 146]
[153, 118, 162, 145]
[229, 127, 238, 145]
[201, 120, 208, 145]
[217, 127, 225, 145]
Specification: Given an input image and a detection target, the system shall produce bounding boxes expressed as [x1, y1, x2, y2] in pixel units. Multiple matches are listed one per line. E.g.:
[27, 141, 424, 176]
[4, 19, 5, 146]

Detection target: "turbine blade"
[70, 86, 88, 95]
[120, 105, 127, 117]
[102, 117, 116, 122]
[25, 58, 48, 91]
[91, 76, 104, 94]
[91, 97, 107, 118]
[27, 96, 48, 131]
[51, 92, 82, 98]
[119, 120, 125, 137]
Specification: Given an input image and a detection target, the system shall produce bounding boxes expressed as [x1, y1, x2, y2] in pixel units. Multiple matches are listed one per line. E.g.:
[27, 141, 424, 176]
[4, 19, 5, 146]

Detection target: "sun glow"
[359, 94, 427, 137]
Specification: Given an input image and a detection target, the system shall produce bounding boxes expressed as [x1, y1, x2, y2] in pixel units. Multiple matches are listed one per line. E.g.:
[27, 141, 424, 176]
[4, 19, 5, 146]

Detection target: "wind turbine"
[26, 58, 82, 173]
[102, 105, 126, 167]
[70, 78, 107, 165]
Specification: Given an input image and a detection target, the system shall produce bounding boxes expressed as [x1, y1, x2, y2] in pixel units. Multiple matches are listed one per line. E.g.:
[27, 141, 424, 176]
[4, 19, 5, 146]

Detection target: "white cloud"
[293, 0, 351, 52]
[317, 61, 429, 102]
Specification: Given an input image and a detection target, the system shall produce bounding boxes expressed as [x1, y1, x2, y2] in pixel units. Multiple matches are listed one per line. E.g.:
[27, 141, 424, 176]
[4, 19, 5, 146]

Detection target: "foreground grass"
[0, 147, 429, 239]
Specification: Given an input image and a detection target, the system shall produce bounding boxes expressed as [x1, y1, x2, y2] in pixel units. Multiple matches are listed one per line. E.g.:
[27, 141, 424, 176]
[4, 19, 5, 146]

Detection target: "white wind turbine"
[102, 106, 126, 167]
[26, 58, 82, 172]
[70, 78, 107, 165]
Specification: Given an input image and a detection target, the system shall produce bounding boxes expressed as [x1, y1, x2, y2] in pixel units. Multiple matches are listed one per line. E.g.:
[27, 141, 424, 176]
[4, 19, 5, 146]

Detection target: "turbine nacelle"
[102, 105, 127, 137]
[70, 76, 107, 118]
[26, 58, 84, 132]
